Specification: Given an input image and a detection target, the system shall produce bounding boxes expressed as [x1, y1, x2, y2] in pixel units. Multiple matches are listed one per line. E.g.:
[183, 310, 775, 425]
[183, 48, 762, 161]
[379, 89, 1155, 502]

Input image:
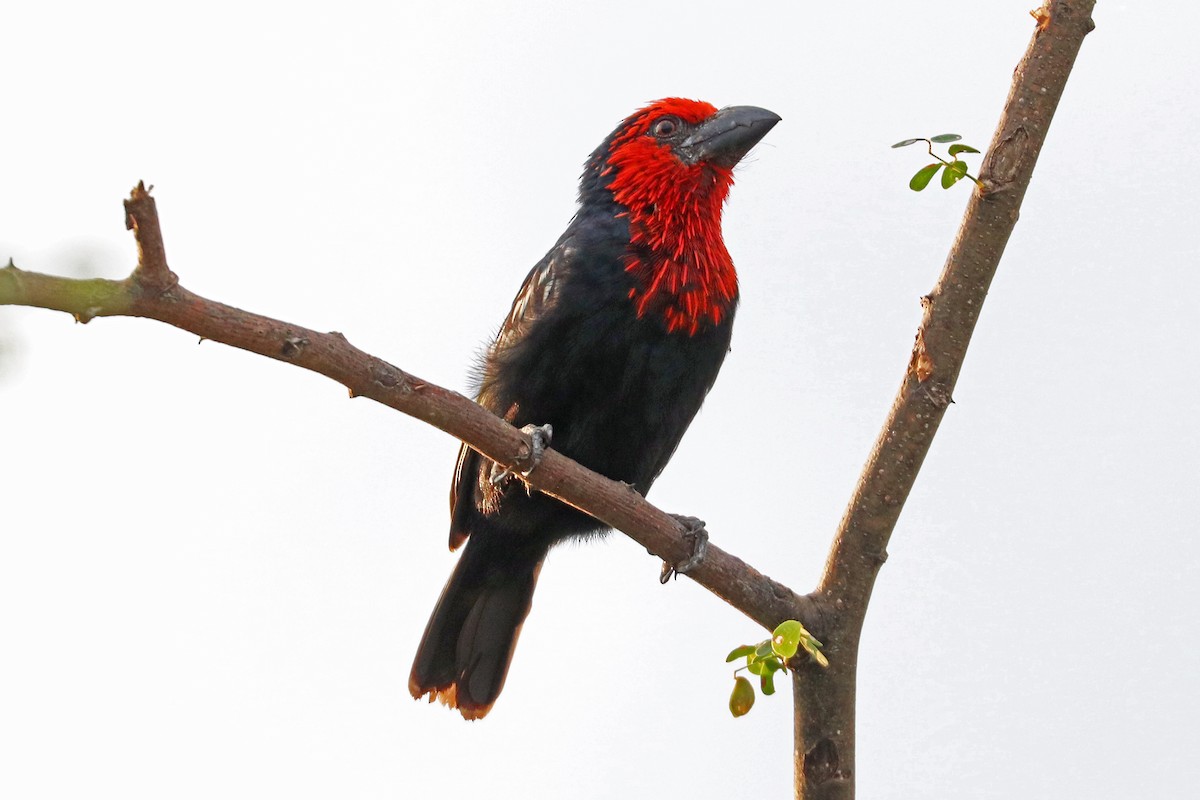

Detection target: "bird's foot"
[659, 515, 709, 584]
[518, 423, 553, 476]
[490, 423, 553, 486]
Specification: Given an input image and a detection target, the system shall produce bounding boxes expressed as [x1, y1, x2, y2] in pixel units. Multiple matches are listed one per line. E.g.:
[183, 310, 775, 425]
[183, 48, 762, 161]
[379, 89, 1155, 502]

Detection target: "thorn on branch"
[73, 307, 102, 325]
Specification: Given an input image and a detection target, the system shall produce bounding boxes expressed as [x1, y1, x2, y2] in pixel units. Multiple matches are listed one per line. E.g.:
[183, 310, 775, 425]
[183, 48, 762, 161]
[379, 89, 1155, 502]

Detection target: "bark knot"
[280, 335, 309, 358]
[803, 737, 847, 787]
[370, 363, 410, 392]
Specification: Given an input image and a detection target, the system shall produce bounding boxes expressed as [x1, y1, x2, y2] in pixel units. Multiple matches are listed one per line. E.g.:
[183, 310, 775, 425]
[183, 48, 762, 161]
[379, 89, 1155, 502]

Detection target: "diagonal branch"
[791, 3, 1096, 798]
[1, 184, 815, 634]
[821, 0, 1096, 620]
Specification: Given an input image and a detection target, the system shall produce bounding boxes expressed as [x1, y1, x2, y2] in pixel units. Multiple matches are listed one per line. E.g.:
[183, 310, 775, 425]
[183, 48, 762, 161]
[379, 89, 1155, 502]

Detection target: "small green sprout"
[892, 134, 982, 191]
[726, 619, 828, 718]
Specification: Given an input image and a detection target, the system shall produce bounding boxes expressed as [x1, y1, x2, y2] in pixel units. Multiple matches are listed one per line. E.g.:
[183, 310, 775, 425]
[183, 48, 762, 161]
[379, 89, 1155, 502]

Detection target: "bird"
[409, 98, 780, 719]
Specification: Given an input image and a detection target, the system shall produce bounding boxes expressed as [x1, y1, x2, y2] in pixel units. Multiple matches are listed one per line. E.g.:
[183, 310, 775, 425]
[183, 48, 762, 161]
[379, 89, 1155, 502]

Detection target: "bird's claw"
[659, 515, 709, 584]
[519, 423, 553, 476]
[490, 424, 553, 486]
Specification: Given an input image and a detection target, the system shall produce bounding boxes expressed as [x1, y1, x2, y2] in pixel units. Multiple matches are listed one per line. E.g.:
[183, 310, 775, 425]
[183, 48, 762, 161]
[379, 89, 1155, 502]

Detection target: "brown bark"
[791, 3, 1095, 797]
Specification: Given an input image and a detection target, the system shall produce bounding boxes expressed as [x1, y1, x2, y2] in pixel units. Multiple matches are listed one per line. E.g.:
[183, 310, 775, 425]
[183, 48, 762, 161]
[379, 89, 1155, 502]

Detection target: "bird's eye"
[651, 117, 680, 138]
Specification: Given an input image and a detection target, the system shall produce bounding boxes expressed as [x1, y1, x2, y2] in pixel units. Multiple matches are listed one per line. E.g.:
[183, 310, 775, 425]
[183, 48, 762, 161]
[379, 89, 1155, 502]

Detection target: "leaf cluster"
[893, 134, 981, 191]
[726, 620, 828, 717]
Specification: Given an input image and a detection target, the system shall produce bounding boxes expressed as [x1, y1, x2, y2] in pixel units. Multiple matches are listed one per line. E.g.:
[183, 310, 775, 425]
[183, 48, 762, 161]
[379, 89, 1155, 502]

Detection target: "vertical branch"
[125, 181, 178, 293]
[793, 3, 1096, 798]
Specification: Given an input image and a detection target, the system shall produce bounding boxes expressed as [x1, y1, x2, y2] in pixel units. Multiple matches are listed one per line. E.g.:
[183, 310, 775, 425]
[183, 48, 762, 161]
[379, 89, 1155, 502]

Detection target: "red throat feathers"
[604, 98, 740, 335]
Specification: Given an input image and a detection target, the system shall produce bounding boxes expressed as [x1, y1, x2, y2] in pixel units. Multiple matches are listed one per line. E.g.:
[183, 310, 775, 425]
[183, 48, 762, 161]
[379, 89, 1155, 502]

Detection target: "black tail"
[408, 533, 546, 720]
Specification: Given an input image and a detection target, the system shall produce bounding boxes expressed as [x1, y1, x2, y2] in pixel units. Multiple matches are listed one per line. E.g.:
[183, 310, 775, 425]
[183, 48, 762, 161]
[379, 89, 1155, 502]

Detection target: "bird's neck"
[619, 185, 738, 336]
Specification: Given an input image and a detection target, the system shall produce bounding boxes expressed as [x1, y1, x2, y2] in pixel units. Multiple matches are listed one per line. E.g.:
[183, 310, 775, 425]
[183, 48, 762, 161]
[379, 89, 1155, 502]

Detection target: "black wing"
[494, 247, 564, 355]
[447, 243, 568, 549]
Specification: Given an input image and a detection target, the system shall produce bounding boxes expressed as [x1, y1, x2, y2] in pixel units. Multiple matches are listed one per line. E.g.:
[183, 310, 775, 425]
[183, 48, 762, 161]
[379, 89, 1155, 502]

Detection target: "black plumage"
[409, 99, 779, 718]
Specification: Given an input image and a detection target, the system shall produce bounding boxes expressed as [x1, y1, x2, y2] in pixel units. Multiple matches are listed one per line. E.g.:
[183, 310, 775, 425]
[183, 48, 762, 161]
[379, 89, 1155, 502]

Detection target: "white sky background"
[2, 1, 1197, 797]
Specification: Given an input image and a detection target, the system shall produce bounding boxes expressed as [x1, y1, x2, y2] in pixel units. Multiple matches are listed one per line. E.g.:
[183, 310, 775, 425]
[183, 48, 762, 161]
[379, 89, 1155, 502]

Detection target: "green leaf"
[747, 656, 776, 676]
[799, 635, 830, 668]
[760, 671, 776, 696]
[891, 138, 924, 148]
[948, 143, 980, 156]
[929, 133, 961, 143]
[730, 676, 755, 717]
[941, 160, 969, 189]
[726, 644, 757, 663]
[755, 641, 774, 659]
[909, 163, 942, 191]
[772, 620, 804, 659]
[940, 164, 960, 188]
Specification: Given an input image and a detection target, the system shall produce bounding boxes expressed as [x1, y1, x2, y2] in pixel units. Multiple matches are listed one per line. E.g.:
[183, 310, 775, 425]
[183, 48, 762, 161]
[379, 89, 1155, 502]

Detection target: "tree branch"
[1, 183, 813, 634]
[790, 2, 1096, 798]
[1, 4, 1094, 793]
[821, 0, 1096, 617]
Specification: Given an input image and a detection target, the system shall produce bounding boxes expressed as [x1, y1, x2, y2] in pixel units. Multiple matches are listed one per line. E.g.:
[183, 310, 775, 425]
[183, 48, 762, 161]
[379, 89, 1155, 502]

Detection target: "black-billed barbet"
[409, 98, 780, 719]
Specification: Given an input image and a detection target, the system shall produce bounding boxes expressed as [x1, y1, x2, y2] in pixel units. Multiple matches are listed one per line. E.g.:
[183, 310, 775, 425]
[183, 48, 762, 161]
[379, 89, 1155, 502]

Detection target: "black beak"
[676, 105, 781, 168]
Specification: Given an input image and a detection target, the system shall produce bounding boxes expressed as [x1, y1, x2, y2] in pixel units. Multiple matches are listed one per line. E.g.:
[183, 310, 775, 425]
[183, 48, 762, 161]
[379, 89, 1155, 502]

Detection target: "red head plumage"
[592, 98, 777, 334]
